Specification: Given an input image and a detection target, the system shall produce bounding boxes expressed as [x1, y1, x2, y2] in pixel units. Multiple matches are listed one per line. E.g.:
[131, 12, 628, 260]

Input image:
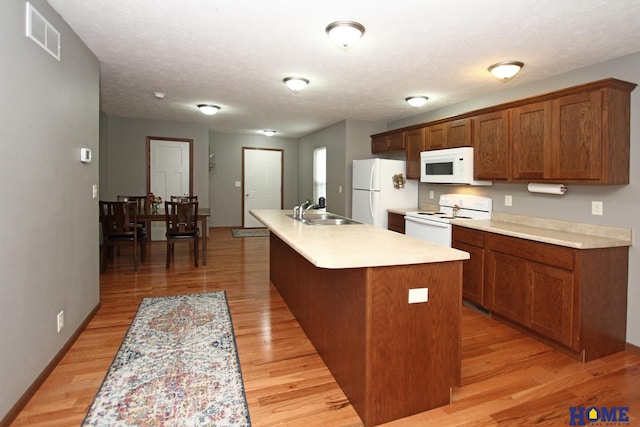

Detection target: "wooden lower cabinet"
[269, 233, 462, 426]
[452, 226, 485, 305]
[387, 212, 405, 233]
[453, 225, 628, 361]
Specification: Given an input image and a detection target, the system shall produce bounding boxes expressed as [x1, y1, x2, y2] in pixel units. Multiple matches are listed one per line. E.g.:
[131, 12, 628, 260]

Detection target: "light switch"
[408, 288, 429, 304]
[92, 184, 98, 199]
[234, 181, 241, 187]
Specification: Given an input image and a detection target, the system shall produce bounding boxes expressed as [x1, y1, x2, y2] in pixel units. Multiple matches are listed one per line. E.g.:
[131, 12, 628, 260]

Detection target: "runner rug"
[83, 291, 251, 426]
[231, 228, 269, 238]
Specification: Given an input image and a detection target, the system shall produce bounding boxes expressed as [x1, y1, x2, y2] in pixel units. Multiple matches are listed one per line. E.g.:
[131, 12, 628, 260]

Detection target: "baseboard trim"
[0, 302, 101, 427]
[626, 341, 640, 356]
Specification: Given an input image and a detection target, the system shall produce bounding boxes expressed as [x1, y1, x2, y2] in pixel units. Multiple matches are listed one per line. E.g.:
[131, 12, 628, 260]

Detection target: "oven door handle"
[404, 216, 450, 228]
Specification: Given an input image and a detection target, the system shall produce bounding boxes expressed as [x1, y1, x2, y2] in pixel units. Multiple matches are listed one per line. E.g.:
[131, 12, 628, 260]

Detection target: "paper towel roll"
[527, 182, 567, 195]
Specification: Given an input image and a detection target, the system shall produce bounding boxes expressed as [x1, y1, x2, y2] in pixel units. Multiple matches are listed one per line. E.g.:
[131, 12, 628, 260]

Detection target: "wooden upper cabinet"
[424, 123, 446, 150]
[446, 118, 473, 148]
[371, 78, 635, 183]
[404, 127, 425, 179]
[511, 101, 551, 180]
[371, 132, 404, 153]
[473, 110, 509, 180]
[549, 90, 603, 181]
[424, 119, 472, 150]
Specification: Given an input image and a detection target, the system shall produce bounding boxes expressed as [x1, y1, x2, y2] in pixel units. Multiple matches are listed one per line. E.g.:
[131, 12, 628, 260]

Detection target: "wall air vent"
[25, 2, 60, 61]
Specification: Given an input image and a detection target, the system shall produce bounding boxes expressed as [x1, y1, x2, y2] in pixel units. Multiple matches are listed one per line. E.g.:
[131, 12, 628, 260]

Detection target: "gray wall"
[102, 116, 210, 209]
[209, 132, 298, 227]
[298, 119, 385, 217]
[388, 52, 640, 347]
[0, 0, 100, 420]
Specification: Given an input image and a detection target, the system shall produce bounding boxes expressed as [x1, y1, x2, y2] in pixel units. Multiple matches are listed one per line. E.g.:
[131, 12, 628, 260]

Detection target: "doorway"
[242, 147, 283, 228]
[147, 137, 193, 239]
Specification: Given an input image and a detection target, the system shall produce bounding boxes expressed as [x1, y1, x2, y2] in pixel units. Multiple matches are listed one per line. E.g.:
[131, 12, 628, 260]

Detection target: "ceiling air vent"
[25, 2, 60, 61]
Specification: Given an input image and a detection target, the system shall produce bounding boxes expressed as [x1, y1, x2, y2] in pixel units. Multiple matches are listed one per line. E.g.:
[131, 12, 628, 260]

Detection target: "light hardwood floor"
[9, 228, 640, 426]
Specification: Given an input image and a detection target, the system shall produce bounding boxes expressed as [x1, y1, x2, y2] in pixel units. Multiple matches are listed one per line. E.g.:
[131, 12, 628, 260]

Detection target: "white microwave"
[420, 147, 492, 186]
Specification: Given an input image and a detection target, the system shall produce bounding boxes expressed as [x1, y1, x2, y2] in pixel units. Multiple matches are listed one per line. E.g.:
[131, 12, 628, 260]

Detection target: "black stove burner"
[417, 212, 444, 215]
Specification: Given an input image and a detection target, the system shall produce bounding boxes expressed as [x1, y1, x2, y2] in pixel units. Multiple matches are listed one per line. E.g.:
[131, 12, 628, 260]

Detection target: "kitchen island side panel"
[269, 233, 462, 426]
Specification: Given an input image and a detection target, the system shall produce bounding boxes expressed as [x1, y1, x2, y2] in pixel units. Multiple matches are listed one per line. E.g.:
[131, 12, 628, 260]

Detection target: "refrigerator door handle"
[369, 190, 375, 220]
[369, 161, 376, 191]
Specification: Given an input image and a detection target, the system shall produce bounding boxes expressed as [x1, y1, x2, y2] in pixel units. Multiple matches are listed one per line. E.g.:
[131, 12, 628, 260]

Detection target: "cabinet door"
[525, 262, 576, 349]
[473, 110, 510, 180]
[387, 212, 405, 234]
[453, 241, 485, 306]
[372, 135, 388, 153]
[549, 90, 602, 180]
[387, 132, 405, 151]
[511, 101, 551, 180]
[446, 118, 473, 148]
[404, 128, 425, 179]
[485, 250, 526, 323]
[425, 124, 446, 150]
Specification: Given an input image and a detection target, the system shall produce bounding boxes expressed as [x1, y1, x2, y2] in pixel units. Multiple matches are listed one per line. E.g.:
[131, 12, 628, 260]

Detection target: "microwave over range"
[420, 147, 492, 186]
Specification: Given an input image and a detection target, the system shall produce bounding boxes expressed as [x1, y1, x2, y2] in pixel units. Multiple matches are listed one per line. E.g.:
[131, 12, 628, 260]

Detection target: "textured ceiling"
[48, 0, 640, 138]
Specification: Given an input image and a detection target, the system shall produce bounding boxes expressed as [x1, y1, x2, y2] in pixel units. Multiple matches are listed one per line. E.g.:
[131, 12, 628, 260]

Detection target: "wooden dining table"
[136, 208, 210, 265]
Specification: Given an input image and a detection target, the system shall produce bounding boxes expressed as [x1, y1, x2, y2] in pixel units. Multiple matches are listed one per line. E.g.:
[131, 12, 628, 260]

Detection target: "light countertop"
[452, 213, 632, 249]
[251, 209, 469, 269]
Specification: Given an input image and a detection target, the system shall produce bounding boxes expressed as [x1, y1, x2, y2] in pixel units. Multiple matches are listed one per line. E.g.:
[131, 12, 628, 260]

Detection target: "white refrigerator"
[352, 158, 418, 228]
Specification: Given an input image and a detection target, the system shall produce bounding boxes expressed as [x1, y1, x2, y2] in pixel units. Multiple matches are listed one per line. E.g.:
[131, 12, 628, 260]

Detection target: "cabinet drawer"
[452, 226, 485, 247]
[487, 233, 574, 271]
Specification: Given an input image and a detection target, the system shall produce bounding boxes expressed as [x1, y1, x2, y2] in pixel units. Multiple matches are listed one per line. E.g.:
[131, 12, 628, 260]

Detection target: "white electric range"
[404, 194, 493, 247]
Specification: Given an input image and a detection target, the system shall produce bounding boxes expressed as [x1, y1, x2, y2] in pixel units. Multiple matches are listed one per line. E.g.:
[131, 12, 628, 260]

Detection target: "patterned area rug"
[231, 228, 269, 238]
[83, 291, 251, 426]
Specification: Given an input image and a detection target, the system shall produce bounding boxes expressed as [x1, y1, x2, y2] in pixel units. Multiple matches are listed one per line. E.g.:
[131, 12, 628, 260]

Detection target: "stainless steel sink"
[286, 212, 361, 225]
[306, 218, 361, 225]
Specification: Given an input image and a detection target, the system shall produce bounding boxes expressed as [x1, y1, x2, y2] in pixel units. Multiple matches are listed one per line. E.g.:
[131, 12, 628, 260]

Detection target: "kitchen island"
[251, 209, 469, 427]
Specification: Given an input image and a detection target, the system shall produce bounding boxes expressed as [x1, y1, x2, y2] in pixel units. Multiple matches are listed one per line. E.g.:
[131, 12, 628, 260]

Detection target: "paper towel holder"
[527, 182, 567, 195]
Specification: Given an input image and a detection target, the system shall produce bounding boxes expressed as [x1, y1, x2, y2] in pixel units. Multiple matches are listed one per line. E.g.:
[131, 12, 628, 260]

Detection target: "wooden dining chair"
[99, 201, 146, 272]
[164, 200, 199, 268]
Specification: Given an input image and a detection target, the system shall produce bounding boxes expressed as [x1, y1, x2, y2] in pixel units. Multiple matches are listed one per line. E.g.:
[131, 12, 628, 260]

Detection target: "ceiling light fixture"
[488, 61, 524, 81]
[283, 77, 310, 92]
[152, 91, 166, 99]
[262, 130, 277, 136]
[325, 21, 365, 48]
[197, 104, 220, 115]
[405, 96, 429, 107]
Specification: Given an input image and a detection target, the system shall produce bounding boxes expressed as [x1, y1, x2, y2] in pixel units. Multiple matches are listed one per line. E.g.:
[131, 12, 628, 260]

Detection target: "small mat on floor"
[83, 291, 251, 426]
[231, 228, 269, 238]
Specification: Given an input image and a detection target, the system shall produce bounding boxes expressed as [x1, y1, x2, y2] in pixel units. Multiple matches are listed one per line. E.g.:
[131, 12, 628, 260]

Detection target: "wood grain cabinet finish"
[372, 78, 635, 184]
[452, 226, 485, 305]
[371, 132, 405, 153]
[424, 118, 472, 151]
[404, 127, 425, 179]
[387, 212, 406, 234]
[473, 110, 510, 180]
[453, 225, 629, 362]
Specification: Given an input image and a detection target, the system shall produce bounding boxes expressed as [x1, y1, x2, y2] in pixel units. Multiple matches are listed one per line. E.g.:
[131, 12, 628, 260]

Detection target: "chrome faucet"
[300, 200, 314, 219]
[452, 204, 460, 218]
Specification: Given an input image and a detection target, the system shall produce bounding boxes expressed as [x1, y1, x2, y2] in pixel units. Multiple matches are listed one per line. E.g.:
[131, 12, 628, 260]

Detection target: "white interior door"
[243, 148, 282, 228]
[150, 138, 191, 240]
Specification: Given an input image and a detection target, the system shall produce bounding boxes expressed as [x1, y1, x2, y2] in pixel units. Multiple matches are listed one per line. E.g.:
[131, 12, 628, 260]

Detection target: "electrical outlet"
[338, 185, 343, 194]
[57, 310, 64, 333]
[429, 190, 435, 200]
[505, 195, 513, 207]
[408, 288, 429, 304]
[92, 184, 98, 199]
[592, 201, 603, 216]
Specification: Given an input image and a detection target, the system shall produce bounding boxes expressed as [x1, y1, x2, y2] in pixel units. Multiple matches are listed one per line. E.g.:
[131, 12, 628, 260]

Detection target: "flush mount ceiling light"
[283, 77, 310, 92]
[152, 91, 166, 99]
[405, 96, 429, 107]
[197, 104, 220, 115]
[262, 130, 277, 136]
[325, 21, 365, 48]
[488, 61, 524, 81]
